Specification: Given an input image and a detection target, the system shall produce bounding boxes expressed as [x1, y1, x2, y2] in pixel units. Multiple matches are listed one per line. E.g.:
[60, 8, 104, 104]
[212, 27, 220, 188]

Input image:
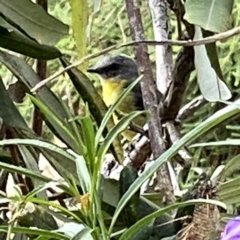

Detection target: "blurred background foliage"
[2, 0, 240, 168]
[0, 0, 240, 239]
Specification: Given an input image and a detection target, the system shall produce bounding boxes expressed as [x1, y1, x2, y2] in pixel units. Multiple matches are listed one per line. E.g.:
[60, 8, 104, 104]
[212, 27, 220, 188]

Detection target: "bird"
[87, 54, 146, 141]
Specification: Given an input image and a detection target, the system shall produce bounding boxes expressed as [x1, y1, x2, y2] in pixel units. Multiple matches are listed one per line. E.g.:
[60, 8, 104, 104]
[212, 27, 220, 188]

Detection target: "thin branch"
[122, 26, 240, 47]
[31, 26, 240, 93]
[148, 0, 175, 203]
[31, 45, 116, 93]
[149, 0, 173, 94]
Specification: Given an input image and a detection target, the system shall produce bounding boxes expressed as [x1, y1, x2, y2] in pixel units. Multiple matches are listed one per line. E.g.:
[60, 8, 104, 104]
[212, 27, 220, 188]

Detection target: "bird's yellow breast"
[101, 78, 135, 112]
[101, 78, 146, 141]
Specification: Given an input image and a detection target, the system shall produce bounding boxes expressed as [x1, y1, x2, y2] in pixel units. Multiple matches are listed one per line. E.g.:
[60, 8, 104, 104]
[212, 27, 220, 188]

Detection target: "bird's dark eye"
[101, 63, 121, 78]
[109, 63, 120, 71]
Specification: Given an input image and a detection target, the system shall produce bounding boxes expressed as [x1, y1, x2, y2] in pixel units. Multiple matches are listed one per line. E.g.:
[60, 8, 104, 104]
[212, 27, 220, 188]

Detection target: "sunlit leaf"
[0, 0, 69, 45]
[194, 27, 231, 101]
[0, 17, 61, 60]
[184, 0, 233, 32]
[69, 0, 88, 60]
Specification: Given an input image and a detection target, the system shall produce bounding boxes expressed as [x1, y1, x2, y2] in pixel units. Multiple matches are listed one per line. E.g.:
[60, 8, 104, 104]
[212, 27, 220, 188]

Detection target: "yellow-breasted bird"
[87, 54, 145, 140]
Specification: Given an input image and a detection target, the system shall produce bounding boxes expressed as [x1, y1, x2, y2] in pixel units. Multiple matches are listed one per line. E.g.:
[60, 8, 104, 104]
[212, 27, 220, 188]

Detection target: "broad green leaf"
[109, 98, 240, 234]
[0, 16, 61, 60]
[0, 0, 69, 45]
[101, 178, 120, 208]
[202, 30, 224, 80]
[119, 166, 140, 227]
[184, 0, 233, 32]
[69, 0, 88, 59]
[194, 27, 231, 101]
[0, 77, 28, 130]
[60, 58, 123, 163]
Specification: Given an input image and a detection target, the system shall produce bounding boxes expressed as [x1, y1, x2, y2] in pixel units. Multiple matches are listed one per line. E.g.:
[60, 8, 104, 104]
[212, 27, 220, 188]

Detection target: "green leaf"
[72, 227, 94, 240]
[0, 16, 61, 60]
[0, 161, 50, 183]
[19, 204, 58, 230]
[219, 177, 240, 205]
[28, 94, 79, 152]
[109, 98, 240, 234]
[0, 51, 79, 151]
[79, 116, 95, 167]
[76, 156, 91, 194]
[69, 0, 88, 58]
[194, 26, 231, 102]
[0, 226, 68, 240]
[97, 110, 146, 162]
[184, 0, 234, 32]
[190, 139, 240, 148]
[220, 154, 240, 181]
[119, 165, 140, 227]
[18, 146, 48, 199]
[0, 135, 80, 183]
[29, 197, 82, 222]
[0, 77, 28, 130]
[0, 139, 76, 162]
[0, 0, 69, 45]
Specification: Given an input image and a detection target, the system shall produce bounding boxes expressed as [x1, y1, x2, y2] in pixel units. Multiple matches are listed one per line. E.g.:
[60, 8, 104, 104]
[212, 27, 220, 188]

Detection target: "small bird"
[87, 54, 146, 140]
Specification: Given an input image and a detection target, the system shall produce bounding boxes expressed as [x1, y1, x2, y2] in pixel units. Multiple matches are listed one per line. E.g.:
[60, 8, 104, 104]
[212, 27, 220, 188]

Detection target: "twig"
[177, 95, 205, 121]
[121, 26, 240, 47]
[30, 26, 240, 93]
[30, 45, 116, 93]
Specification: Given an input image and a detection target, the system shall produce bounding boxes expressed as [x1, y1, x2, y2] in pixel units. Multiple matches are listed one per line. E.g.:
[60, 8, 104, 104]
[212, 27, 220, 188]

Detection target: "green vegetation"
[0, 0, 240, 239]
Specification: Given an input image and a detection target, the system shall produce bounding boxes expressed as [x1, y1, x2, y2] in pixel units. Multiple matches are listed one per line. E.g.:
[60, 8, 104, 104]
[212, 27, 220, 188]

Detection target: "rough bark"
[125, 0, 174, 204]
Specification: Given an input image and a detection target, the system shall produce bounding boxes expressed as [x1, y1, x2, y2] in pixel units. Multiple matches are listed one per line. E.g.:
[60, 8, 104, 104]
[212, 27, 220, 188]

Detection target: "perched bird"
[87, 54, 146, 140]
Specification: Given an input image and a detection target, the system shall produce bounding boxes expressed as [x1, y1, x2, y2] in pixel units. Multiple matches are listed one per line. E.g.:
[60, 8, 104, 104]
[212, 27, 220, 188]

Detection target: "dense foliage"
[0, 0, 240, 240]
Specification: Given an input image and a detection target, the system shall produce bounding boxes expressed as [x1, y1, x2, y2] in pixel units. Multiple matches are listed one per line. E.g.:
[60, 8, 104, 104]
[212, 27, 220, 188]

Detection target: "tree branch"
[31, 26, 240, 93]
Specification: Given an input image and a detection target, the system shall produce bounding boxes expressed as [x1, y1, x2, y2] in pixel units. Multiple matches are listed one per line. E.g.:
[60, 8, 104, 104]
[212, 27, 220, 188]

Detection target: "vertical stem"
[149, 0, 173, 95]
[125, 0, 174, 203]
[32, 0, 48, 135]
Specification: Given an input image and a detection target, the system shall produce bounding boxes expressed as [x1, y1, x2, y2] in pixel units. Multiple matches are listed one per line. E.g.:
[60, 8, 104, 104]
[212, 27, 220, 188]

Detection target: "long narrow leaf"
[109, 99, 240, 233]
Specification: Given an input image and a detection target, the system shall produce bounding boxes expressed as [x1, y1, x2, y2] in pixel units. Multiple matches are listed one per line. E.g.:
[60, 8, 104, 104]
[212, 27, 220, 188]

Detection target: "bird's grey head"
[87, 54, 139, 81]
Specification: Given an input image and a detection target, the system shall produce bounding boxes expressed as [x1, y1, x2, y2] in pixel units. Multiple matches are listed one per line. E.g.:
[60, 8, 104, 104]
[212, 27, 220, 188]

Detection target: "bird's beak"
[87, 66, 100, 73]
